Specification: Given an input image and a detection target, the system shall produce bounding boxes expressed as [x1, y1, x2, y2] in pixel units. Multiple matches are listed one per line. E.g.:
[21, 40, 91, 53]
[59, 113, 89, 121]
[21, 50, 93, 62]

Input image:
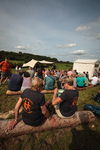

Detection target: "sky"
[0, 0, 100, 62]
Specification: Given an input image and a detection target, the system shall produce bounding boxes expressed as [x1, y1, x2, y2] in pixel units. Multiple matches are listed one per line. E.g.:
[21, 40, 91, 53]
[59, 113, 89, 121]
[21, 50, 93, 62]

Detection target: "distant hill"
[0, 50, 72, 64]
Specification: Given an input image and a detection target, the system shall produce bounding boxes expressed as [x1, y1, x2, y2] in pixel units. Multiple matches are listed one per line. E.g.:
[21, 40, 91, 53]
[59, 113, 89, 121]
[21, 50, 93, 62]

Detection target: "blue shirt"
[44, 75, 55, 90]
[76, 77, 85, 87]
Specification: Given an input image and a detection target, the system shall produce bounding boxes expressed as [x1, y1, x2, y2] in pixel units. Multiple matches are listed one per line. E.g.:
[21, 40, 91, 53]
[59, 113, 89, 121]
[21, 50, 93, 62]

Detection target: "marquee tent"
[73, 59, 100, 79]
[22, 59, 55, 68]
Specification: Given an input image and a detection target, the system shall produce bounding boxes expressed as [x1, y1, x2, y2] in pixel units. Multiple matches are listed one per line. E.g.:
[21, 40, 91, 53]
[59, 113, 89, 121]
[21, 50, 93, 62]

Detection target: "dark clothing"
[8, 74, 23, 91]
[59, 88, 79, 117]
[21, 89, 45, 126]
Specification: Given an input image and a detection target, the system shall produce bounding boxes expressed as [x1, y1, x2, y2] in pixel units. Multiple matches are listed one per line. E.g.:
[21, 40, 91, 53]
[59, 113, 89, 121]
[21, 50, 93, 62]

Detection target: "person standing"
[0, 57, 12, 85]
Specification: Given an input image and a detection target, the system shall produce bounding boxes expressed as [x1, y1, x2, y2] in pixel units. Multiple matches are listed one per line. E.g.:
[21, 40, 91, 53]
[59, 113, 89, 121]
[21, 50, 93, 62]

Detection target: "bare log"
[6, 90, 54, 95]
[41, 90, 54, 94]
[0, 111, 95, 138]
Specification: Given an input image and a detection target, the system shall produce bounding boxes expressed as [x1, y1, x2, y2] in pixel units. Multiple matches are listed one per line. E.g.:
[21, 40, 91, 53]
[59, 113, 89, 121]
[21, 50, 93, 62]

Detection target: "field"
[0, 62, 100, 150]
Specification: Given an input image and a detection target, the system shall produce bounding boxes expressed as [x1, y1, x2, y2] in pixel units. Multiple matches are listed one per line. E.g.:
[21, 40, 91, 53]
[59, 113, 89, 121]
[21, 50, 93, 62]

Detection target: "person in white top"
[90, 74, 99, 86]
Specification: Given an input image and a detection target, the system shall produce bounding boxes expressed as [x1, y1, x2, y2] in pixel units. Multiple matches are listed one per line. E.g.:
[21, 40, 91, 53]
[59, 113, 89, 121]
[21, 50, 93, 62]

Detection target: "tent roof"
[39, 60, 54, 64]
[74, 59, 99, 64]
[22, 59, 55, 68]
[22, 59, 38, 68]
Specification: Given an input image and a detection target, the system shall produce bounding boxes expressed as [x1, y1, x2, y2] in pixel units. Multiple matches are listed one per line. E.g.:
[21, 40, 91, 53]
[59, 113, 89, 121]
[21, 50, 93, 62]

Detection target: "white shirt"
[91, 76, 99, 85]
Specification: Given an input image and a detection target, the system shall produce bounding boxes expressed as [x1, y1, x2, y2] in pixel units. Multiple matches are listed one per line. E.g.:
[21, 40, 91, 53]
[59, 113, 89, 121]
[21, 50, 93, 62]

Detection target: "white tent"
[22, 59, 55, 68]
[73, 59, 100, 79]
[22, 59, 38, 68]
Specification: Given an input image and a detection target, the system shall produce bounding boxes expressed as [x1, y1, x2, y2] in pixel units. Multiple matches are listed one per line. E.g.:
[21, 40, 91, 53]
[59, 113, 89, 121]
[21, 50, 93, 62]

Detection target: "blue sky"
[0, 0, 100, 62]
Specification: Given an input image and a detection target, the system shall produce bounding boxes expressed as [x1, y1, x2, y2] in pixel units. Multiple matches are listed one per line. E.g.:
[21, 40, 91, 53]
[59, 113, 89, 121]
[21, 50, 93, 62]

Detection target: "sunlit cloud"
[15, 46, 27, 50]
[95, 33, 100, 40]
[70, 50, 87, 55]
[55, 43, 76, 48]
[75, 25, 92, 31]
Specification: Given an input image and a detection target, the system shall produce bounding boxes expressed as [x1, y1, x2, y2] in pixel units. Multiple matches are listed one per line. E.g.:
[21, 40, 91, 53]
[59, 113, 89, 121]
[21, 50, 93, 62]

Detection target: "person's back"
[76, 76, 85, 87]
[21, 72, 31, 92]
[8, 73, 23, 91]
[91, 76, 99, 85]
[44, 71, 55, 90]
[83, 76, 88, 87]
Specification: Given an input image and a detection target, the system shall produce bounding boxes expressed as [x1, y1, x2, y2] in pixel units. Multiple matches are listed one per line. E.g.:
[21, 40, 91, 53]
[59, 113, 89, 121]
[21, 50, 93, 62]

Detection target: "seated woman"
[76, 73, 86, 88]
[8, 77, 56, 130]
[21, 71, 31, 92]
[52, 76, 79, 118]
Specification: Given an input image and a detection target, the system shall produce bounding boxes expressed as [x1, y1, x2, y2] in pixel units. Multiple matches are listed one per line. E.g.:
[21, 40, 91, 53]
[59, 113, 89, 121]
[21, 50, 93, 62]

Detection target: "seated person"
[76, 73, 86, 88]
[82, 73, 88, 87]
[8, 72, 23, 91]
[90, 74, 99, 86]
[8, 77, 56, 130]
[92, 90, 100, 102]
[52, 76, 79, 118]
[37, 68, 44, 80]
[21, 72, 31, 92]
[26, 67, 34, 78]
[71, 72, 77, 87]
[44, 71, 55, 90]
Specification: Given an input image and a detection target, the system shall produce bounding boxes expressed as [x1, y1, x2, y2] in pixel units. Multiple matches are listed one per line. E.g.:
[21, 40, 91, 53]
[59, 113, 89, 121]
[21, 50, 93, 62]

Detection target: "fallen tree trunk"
[0, 111, 95, 138]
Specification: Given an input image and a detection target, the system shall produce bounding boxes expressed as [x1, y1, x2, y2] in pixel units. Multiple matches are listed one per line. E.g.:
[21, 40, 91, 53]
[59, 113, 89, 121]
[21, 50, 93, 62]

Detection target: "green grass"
[0, 81, 100, 149]
[0, 61, 100, 150]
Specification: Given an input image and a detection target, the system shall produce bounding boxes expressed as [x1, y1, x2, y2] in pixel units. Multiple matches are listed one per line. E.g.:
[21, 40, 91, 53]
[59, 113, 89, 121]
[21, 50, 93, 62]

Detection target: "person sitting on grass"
[52, 76, 79, 118]
[44, 71, 55, 90]
[8, 77, 56, 130]
[21, 71, 31, 92]
[8, 72, 23, 91]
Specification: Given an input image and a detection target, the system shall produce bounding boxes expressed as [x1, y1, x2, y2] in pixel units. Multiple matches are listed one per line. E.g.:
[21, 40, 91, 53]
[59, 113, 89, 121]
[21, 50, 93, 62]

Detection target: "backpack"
[84, 104, 100, 119]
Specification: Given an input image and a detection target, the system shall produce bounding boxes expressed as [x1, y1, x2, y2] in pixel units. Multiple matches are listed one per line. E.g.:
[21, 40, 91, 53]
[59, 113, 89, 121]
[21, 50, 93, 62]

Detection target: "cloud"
[0, 42, 4, 44]
[75, 25, 92, 31]
[97, 51, 100, 53]
[95, 33, 100, 40]
[70, 50, 87, 55]
[15, 46, 27, 50]
[97, 17, 100, 22]
[64, 38, 69, 41]
[84, 33, 91, 36]
[55, 43, 76, 48]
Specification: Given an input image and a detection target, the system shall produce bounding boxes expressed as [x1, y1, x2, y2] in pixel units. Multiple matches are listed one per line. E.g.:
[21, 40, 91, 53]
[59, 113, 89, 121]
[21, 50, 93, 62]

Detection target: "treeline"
[0, 50, 72, 67]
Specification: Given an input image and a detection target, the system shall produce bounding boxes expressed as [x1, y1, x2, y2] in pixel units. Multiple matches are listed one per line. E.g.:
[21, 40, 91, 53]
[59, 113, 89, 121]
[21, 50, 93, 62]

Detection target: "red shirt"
[0, 61, 11, 72]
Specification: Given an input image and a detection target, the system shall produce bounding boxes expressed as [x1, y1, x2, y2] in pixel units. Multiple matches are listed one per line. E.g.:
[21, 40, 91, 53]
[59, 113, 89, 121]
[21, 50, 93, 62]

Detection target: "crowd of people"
[0, 57, 100, 130]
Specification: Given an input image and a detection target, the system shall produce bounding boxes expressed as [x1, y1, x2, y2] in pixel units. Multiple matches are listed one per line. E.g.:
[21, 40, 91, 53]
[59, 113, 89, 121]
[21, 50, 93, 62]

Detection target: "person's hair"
[24, 71, 30, 77]
[46, 71, 50, 75]
[71, 72, 76, 77]
[5, 56, 9, 60]
[19, 71, 24, 76]
[77, 73, 82, 77]
[31, 77, 43, 89]
[61, 76, 73, 86]
[37, 68, 42, 76]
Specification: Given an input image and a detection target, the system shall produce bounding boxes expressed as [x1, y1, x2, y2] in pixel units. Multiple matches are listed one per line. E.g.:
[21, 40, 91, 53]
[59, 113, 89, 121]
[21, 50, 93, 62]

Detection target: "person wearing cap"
[8, 77, 56, 130]
[52, 76, 79, 119]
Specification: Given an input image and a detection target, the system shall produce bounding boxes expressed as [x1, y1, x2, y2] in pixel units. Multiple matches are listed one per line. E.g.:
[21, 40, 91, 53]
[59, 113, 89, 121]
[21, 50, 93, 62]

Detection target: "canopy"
[22, 59, 55, 68]
[73, 59, 100, 79]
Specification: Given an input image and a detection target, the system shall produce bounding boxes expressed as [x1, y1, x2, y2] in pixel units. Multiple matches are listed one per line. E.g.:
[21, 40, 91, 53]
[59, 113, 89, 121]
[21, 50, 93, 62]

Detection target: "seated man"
[90, 74, 99, 86]
[44, 71, 55, 90]
[26, 67, 34, 78]
[8, 72, 23, 91]
[52, 76, 79, 118]
[76, 73, 86, 88]
[8, 77, 56, 130]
